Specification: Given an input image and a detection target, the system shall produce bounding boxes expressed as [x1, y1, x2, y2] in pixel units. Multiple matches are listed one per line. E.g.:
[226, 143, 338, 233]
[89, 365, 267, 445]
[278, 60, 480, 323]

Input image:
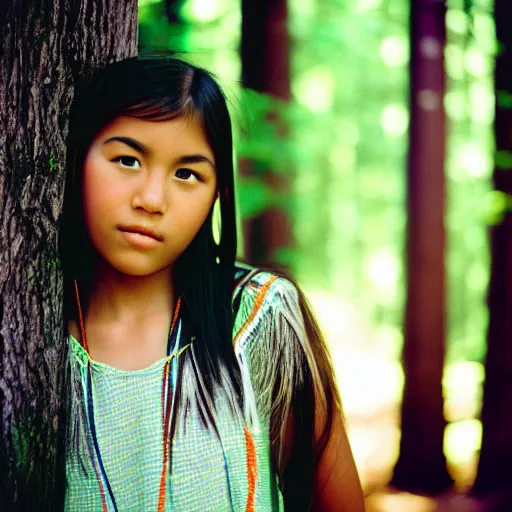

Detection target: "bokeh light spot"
[380, 36, 409, 67]
[354, 0, 383, 11]
[445, 44, 465, 80]
[469, 83, 494, 124]
[456, 144, 493, 178]
[444, 419, 482, 465]
[465, 45, 491, 77]
[181, 0, 228, 23]
[446, 9, 468, 35]
[445, 90, 466, 120]
[381, 104, 409, 136]
[293, 68, 336, 113]
[366, 248, 400, 296]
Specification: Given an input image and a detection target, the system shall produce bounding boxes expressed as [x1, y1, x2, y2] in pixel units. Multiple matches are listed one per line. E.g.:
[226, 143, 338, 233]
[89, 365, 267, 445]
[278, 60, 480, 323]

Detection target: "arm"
[273, 277, 365, 511]
[282, 399, 365, 512]
[233, 272, 365, 510]
[311, 401, 365, 512]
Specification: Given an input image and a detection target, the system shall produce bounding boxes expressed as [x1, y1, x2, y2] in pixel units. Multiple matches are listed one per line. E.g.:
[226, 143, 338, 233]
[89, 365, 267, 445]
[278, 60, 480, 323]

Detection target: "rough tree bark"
[390, 0, 453, 494]
[240, 0, 292, 265]
[471, 1, 512, 508]
[0, 1, 137, 509]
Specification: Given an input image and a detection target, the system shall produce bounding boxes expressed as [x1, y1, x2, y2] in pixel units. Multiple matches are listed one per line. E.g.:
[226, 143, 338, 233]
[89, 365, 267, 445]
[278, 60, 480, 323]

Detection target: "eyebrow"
[177, 154, 215, 169]
[105, 136, 149, 154]
[104, 136, 215, 169]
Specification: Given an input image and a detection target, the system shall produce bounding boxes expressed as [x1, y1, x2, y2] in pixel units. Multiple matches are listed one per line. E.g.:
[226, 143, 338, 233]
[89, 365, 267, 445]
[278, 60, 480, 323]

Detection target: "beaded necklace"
[73, 280, 187, 512]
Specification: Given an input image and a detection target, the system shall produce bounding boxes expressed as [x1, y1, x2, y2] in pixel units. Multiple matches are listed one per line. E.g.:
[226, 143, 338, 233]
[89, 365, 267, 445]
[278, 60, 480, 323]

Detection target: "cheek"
[173, 192, 215, 242]
[82, 158, 116, 230]
[185, 191, 216, 224]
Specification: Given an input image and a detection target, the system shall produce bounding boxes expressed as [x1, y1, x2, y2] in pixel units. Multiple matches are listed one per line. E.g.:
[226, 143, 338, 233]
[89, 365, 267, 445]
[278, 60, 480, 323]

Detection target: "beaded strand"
[74, 280, 182, 512]
[73, 279, 259, 510]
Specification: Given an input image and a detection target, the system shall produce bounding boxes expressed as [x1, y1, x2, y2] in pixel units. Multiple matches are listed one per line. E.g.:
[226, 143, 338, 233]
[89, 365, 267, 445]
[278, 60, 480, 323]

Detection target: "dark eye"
[175, 168, 200, 181]
[114, 156, 141, 169]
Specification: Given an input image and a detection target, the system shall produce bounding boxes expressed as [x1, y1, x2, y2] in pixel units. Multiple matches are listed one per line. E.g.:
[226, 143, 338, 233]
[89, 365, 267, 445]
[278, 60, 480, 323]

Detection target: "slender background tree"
[240, 0, 292, 265]
[0, 1, 137, 509]
[391, 0, 453, 494]
[472, 0, 512, 506]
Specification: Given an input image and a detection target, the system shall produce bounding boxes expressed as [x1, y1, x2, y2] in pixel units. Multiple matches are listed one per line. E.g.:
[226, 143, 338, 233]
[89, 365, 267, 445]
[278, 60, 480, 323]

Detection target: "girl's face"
[82, 113, 217, 278]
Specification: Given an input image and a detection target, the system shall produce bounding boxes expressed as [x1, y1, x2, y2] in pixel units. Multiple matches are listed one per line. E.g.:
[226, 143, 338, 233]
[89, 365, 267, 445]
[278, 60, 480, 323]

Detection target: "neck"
[85, 261, 176, 324]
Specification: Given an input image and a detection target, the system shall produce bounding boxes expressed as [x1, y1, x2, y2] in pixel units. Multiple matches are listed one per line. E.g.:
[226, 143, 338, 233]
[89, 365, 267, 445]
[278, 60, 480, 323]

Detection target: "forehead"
[93, 113, 214, 159]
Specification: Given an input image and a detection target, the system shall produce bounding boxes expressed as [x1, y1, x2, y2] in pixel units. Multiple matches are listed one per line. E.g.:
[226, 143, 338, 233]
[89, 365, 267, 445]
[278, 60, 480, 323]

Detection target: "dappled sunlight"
[306, 291, 484, 502]
[366, 492, 438, 512]
[141, 0, 495, 506]
[443, 362, 484, 422]
[445, 419, 482, 468]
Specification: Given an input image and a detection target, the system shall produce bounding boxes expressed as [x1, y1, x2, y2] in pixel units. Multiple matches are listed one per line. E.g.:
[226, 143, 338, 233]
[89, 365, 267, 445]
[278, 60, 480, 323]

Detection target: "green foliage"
[288, 0, 409, 343]
[48, 154, 58, 173]
[445, 0, 495, 363]
[138, 0, 410, 356]
[497, 90, 512, 109]
[235, 90, 294, 173]
[138, 0, 494, 364]
[139, 2, 297, 226]
[496, 150, 512, 169]
[484, 190, 512, 225]
[47, 257, 61, 270]
[235, 178, 272, 218]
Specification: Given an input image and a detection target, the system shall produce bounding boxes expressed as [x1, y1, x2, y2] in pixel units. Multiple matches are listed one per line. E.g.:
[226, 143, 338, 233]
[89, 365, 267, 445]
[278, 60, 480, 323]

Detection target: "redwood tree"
[472, 0, 512, 506]
[0, 1, 137, 509]
[240, 0, 292, 265]
[391, 0, 453, 493]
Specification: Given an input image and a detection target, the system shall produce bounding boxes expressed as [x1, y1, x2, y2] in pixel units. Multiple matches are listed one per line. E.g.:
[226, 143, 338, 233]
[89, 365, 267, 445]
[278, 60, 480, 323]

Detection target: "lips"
[118, 225, 164, 242]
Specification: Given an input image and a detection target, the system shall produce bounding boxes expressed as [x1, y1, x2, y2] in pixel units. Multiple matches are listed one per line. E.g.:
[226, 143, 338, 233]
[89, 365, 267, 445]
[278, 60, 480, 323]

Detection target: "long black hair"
[59, 56, 342, 510]
[59, 56, 240, 398]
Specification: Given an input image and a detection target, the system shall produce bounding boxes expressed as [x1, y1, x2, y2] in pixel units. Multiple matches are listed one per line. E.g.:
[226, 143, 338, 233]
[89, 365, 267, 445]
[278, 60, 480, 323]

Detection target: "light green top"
[64, 271, 305, 511]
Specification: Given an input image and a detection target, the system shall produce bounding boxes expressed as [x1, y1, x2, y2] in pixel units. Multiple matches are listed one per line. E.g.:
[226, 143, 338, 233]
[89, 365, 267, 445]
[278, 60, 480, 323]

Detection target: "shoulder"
[232, 263, 299, 309]
[231, 264, 309, 429]
[231, 263, 303, 351]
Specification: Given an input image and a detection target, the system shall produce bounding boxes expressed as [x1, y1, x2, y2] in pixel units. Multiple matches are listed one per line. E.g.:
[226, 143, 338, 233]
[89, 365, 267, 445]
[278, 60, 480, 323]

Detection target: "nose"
[132, 169, 167, 214]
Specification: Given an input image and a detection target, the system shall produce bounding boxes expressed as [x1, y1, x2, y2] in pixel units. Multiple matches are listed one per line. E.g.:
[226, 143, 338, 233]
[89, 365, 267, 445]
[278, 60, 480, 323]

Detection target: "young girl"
[58, 56, 364, 512]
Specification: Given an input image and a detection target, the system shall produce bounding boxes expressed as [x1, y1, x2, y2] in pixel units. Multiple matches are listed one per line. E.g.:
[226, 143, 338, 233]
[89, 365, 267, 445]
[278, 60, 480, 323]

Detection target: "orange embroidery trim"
[157, 297, 181, 512]
[157, 359, 172, 512]
[96, 452, 108, 512]
[170, 297, 182, 332]
[233, 275, 278, 346]
[244, 427, 258, 512]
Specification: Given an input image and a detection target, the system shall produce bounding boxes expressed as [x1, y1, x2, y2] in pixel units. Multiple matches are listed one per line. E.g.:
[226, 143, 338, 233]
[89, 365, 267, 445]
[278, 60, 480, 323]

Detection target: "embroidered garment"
[64, 269, 312, 511]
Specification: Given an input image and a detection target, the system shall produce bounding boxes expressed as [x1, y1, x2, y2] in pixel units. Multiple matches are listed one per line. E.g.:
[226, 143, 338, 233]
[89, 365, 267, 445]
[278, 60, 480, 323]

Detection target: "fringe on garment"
[66, 343, 93, 477]
[231, 273, 326, 474]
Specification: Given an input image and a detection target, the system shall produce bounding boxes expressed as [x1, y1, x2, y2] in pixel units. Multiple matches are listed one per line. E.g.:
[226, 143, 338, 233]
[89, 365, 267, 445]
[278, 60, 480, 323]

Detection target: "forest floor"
[355, 403, 490, 512]
[365, 489, 499, 512]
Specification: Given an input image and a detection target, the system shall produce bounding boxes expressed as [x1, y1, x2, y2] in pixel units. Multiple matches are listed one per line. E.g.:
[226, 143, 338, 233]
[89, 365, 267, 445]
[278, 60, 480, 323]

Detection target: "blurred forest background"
[138, 0, 508, 510]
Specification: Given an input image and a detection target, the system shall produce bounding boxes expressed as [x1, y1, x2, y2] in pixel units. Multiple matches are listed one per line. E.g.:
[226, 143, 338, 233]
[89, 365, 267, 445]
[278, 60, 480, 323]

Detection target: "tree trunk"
[391, 0, 453, 494]
[240, 0, 292, 265]
[471, 1, 512, 506]
[165, 0, 185, 23]
[0, 1, 137, 509]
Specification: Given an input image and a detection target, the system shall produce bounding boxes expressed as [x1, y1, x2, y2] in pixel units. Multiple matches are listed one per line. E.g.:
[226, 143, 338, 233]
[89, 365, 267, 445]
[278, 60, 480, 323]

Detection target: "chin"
[117, 265, 173, 278]
[99, 257, 172, 278]
[94, 248, 179, 278]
